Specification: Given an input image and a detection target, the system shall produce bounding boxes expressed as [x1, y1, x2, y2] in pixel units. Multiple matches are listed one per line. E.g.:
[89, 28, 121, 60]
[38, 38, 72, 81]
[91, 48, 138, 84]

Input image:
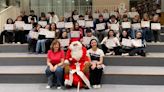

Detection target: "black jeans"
[0, 30, 14, 43]
[101, 44, 121, 55]
[152, 30, 160, 42]
[28, 38, 37, 52]
[14, 31, 26, 44]
[90, 67, 103, 85]
[129, 47, 146, 56]
[45, 39, 53, 53]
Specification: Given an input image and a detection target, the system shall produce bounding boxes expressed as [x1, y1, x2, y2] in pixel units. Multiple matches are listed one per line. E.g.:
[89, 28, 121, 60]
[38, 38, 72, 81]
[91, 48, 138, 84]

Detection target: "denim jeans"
[142, 28, 152, 42]
[45, 66, 63, 86]
[36, 39, 46, 53]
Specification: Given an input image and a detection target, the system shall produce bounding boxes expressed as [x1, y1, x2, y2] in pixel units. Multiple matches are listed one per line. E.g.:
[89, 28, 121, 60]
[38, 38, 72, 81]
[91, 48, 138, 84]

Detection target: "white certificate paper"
[15, 21, 25, 29]
[122, 22, 131, 29]
[38, 21, 47, 27]
[122, 38, 132, 47]
[108, 23, 119, 31]
[29, 31, 38, 39]
[132, 23, 141, 29]
[65, 22, 73, 28]
[83, 37, 92, 45]
[71, 31, 80, 38]
[85, 21, 94, 27]
[151, 23, 161, 30]
[56, 22, 65, 28]
[23, 24, 33, 30]
[4, 24, 14, 30]
[58, 39, 70, 47]
[132, 39, 142, 47]
[141, 21, 150, 28]
[96, 23, 105, 30]
[45, 31, 55, 38]
[77, 20, 85, 27]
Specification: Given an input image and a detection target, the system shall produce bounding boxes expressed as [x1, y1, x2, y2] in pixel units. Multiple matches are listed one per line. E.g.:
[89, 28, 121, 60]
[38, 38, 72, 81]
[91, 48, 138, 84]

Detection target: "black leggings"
[90, 67, 103, 85]
[101, 44, 121, 55]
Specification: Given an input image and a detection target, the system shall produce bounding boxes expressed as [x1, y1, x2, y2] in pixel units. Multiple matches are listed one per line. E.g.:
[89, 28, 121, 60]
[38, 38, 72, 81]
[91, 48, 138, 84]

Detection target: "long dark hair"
[107, 30, 116, 39]
[89, 39, 99, 49]
[120, 30, 130, 42]
[6, 18, 14, 24]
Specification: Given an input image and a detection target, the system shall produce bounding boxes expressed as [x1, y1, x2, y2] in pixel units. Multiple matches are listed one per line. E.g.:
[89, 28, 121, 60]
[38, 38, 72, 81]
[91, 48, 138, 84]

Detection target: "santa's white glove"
[64, 60, 70, 64]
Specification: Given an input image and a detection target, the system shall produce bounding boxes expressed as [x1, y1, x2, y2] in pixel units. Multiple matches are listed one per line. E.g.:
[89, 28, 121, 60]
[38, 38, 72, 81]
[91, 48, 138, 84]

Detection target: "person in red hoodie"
[64, 41, 91, 89]
[70, 22, 84, 43]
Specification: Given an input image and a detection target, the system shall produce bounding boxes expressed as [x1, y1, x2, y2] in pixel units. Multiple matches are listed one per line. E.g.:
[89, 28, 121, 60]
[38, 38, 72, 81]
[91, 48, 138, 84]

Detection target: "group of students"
[46, 39, 104, 89]
[0, 7, 161, 56]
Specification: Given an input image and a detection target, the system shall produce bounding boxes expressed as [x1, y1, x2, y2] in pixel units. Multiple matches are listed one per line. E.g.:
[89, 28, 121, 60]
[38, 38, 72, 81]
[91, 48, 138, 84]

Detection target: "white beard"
[69, 41, 83, 61]
[71, 49, 83, 61]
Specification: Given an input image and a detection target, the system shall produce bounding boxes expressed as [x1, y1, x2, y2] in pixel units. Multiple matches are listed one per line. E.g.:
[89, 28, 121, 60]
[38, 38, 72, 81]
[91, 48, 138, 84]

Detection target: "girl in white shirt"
[101, 30, 121, 55]
[87, 39, 105, 89]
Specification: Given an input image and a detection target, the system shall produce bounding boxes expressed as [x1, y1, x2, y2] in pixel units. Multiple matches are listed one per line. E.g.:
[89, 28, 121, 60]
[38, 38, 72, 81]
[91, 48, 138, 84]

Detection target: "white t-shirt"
[87, 48, 104, 62]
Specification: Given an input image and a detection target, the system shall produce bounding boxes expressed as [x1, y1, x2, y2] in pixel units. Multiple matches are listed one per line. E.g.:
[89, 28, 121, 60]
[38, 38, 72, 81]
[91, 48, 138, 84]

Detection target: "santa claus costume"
[64, 41, 91, 88]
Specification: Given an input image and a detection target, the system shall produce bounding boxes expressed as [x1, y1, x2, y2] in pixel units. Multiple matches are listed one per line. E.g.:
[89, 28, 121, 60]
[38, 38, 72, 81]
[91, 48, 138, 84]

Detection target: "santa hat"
[69, 41, 82, 50]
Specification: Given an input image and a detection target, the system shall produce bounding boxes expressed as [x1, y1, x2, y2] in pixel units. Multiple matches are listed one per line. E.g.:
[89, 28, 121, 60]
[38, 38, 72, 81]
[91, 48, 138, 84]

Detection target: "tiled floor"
[0, 84, 164, 92]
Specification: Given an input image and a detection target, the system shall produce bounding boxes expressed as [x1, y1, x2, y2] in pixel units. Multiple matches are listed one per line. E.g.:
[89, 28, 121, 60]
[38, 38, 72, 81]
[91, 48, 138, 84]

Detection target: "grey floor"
[1, 84, 164, 92]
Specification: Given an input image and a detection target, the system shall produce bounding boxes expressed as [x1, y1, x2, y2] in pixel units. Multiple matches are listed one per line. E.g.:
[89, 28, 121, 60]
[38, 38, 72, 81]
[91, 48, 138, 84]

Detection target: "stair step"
[2, 84, 164, 92]
[1, 66, 164, 85]
[0, 53, 164, 66]
[0, 53, 46, 66]
[104, 53, 164, 66]
[0, 44, 28, 53]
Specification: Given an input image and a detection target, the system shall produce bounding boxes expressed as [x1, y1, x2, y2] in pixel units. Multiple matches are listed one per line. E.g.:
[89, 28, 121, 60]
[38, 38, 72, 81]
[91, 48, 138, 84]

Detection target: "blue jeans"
[45, 66, 63, 86]
[36, 39, 46, 53]
[142, 28, 152, 42]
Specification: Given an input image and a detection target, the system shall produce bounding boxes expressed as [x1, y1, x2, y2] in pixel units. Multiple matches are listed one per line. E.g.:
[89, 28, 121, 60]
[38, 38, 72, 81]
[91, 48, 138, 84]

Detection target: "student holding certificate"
[59, 31, 70, 52]
[120, 14, 131, 34]
[0, 18, 15, 44]
[36, 24, 50, 54]
[94, 14, 107, 42]
[141, 13, 152, 42]
[28, 10, 38, 23]
[45, 23, 60, 53]
[101, 30, 121, 55]
[131, 14, 141, 39]
[82, 28, 99, 49]
[20, 11, 28, 24]
[129, 32, 146, 56]
[70, 22, 83, 43]
[106, 15, 119, 36]
[14, 16, 26, 44]
[28, 23, 40, 53]
[119, 30, 132, 55]
[49, 12, 59, 24]
[39, 12, 48, 22]
[151, 14, 161, 43]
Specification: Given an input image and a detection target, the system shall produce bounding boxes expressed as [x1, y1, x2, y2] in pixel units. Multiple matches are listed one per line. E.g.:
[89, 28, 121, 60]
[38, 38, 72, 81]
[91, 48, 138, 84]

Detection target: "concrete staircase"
[0, 43, 164, 85]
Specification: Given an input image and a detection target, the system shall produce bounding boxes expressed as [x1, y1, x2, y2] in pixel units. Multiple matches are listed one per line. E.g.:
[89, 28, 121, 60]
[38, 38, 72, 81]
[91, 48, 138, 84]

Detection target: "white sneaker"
[96, 85, 101, 89]
[46, 85, 51, 89]
[92, 85, 97, 89]
[17, 42, 21, 44]
[122, 53, 129, 56]
[57, 86, 61, 89]
[106, 52, 114, 56]
[157, 41, 160, 43]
